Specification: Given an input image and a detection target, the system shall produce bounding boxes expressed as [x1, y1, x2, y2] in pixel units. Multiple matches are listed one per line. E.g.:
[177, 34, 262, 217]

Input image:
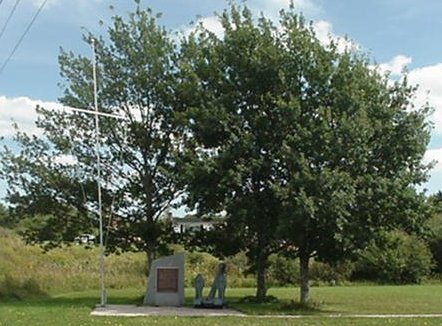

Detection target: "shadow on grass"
[226, 295, 334, 316]
[1, 292, 335, 316]
[0, 294, 143, 309]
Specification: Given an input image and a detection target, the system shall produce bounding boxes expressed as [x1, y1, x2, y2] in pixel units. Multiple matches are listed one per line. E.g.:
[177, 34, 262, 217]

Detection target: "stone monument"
[143, 253, 185, 306]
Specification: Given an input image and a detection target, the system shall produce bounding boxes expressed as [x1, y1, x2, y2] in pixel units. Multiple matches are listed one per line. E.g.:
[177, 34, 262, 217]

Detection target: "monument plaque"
[143, 253, 185, 306]
[157, 268, 178, 293]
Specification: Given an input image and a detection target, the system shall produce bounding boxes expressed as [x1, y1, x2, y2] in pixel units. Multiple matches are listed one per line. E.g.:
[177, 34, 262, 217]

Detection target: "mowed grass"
[1, 286, 442, 326]
[228, 285, 442, 315]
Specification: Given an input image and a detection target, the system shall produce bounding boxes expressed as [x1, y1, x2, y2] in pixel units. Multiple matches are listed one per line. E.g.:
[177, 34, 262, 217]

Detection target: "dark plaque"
[157, 268, 179, 293]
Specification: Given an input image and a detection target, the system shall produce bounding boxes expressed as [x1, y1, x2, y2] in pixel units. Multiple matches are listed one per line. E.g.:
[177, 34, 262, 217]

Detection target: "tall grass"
[0, 227, 255, 298]
[0, 227, 146, 296]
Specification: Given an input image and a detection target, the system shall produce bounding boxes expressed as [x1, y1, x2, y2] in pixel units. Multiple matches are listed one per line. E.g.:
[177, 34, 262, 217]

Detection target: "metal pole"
[63, 106, 127, 120]
[92, 38, 106, 307]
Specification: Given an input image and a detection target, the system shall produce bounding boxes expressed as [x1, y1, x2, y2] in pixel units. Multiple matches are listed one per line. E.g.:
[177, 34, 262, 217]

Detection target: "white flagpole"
[60, 39, 127, 307]
[92, 37, 106, 307]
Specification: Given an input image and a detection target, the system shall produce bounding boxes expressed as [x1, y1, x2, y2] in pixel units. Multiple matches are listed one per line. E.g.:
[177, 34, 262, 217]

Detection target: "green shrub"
[309, 260, 354, 285]
[353, 230, 434, 284]
[268, 255, 299, 286]
[268, 255, 353, 287]
[184, 250, 220, 287]
[179, 249, 256, 288]
[428, 238, 442, 274]
[426, 213, 442, 274]
[225, 252, 249, 277]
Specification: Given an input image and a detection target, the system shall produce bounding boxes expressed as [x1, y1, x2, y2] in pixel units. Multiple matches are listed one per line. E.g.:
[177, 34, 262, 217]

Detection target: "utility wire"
[0, 0, 21, 41]
[0, 0, 47, 76]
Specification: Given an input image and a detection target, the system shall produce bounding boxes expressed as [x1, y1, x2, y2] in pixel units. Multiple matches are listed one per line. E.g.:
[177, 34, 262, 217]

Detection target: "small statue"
[206, 262, 226, 306]
[194, 274, 205, 306]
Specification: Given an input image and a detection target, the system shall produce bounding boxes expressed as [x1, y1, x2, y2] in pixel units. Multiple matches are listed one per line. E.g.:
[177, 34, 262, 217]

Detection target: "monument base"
[194, 298, 224, 309]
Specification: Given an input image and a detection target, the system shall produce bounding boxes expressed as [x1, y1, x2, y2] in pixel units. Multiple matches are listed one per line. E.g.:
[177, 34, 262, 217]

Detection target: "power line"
[0, 0, 21, 41]
[0, 0, 48, 76]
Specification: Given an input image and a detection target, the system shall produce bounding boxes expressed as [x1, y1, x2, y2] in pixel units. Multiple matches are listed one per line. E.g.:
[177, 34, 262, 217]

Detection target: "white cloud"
[179, 16, 224, 39]
[0, 96, 62, 138]
[403, 62, 442, 193]
[312, 20, 358, 53]
[424, 148, 442, 172]
[408, 63, 442, 134]
[258, 0, 321, 20]
[312, 20, 332, 44]
[178, 0, 321, 39]
[197, 16, 224, 39]
[378, 55, 412, 76]
[422, 148, 442, 193]
[373, 58, 442, 135]
[1, 96, 41, 137]
[53, 154, 77, 166]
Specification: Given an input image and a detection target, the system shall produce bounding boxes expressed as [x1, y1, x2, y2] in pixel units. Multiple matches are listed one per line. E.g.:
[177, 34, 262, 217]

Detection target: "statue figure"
[206, 262, 226, 306]
[193, 274, 205, 306]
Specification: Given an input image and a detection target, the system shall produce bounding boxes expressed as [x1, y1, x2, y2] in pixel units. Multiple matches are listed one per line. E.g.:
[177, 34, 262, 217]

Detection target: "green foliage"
[268, 255, 354, 287]
[426, 193, 442, 274]
[428, 236, 442, 274]
[354, 230, 434, 284]
[268, 255, 299, 286]
[0, 202, 17, 229]
[183, 250, 220, 287]
[309, 260, 354, 286]
[172, 245, 256, 288]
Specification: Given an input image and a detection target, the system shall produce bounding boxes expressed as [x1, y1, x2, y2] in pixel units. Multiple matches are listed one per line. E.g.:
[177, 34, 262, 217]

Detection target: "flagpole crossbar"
[63, 106, 128, 120]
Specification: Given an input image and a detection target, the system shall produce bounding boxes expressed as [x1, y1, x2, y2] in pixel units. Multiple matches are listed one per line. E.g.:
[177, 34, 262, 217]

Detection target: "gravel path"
[91, 305, 246, 317]
[91, 305, 442, 318]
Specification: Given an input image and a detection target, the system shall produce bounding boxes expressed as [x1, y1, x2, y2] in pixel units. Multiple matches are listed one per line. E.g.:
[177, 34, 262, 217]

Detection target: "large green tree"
[177, 6, 291, 300]
[274, 12, 432, 304]
[178, 4, 432, 303]
[0, 4, 182, 268]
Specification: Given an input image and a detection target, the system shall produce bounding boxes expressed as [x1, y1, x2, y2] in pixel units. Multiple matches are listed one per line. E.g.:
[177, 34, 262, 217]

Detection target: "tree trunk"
[143, 245, 157, 305]
[146, 246, 156, 276]
[255, 253, 267, 300]
[299, 252, 310, 305]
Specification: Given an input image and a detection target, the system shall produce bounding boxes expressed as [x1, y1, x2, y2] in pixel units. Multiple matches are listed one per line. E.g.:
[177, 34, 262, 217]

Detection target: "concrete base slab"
[91, 305, 442, 319]
[91, 304, 246, 317]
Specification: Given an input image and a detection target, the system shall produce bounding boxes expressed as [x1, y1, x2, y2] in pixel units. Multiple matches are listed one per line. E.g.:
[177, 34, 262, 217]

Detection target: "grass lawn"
[230, 285, 442, 315]
[1, 285, 442, 326]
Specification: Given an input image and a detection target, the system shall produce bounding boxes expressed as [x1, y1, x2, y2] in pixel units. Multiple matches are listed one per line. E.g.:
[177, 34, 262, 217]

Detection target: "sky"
[1, 0, 442, 201]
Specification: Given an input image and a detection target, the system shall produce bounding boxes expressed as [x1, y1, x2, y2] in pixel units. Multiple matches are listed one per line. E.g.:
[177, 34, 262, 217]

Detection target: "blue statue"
[193, 262, 226, 308]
